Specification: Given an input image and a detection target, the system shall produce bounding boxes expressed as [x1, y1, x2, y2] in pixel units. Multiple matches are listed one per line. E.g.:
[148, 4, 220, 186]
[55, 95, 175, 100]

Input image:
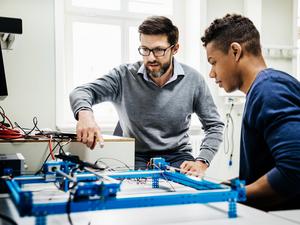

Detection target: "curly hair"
[201, 14, 261, 56]
[138, 16, 179, 46]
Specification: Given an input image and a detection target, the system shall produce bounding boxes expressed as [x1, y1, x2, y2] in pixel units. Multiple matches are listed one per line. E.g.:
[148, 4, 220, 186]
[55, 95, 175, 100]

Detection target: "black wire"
[0, 106, 6, 124]
[110, 166, 135, 171]
[67, 192, 73, 225]
[151, 163, 176, 192]
[66, 182, 78, 225]
[0, 213, 18, 225]
[32, 117, 43, 132]
[0, 106, 12, 129]
[94, 160, 110, 171]
[56, 140, 68, 155]
[34, 138, 72, 175]
[14, 116, 42, 137]
[94, 157, 131, 170]
[13, 122, 27, 135]
[34, 142, 61, 175]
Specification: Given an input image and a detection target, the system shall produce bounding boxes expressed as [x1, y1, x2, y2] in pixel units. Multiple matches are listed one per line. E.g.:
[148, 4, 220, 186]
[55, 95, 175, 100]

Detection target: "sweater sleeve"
[69, 67, 122, 120]
[251, 77, 300, 197]
[193, 75, 224, 164]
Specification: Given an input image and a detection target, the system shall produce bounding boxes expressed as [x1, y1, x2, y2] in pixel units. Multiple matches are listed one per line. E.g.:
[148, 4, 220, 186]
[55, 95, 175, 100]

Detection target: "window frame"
[55, 0, 185, 132]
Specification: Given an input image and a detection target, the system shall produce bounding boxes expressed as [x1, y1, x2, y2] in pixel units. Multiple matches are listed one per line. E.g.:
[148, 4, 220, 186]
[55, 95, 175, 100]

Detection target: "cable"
[0, 107, 42, 140]
[48, 135, 55, 160]
[110, 165, 135, 171]
[0, 106, 5, 124]
[14, 116, 41, 137]
[223, 103, 235, 166]
[0, 107, 24, 139]
[0, 213, 18, 225]
[65, 181, 79, 225]
[151, 163, 176, 192]
[34, 140, 71, 175]
[94, 160, 110, 171]
[0, 106, 13, 128]
[94, 157, 131, 170]
[0, 127, 23, 139]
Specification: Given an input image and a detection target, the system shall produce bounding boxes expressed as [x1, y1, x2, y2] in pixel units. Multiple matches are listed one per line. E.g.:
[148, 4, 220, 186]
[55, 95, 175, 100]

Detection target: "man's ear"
[172, 43, 179, 55]
[230, 42, 242, 61]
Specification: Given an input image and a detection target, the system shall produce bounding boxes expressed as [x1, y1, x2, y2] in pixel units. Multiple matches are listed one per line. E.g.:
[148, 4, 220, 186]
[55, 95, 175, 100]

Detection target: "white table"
[269, 210, 300, 224]
[1, 194, 299, 225]
[0, 135, 135, 172]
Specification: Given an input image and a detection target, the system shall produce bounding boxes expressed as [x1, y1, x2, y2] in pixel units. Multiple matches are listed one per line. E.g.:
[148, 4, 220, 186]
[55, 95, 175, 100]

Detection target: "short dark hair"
[201, 14, 261, 56]
[138, 16, 179, 46]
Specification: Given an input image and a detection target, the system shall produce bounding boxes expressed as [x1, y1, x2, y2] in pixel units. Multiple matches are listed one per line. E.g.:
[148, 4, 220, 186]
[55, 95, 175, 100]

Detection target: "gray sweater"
[70, 59, 224, 163]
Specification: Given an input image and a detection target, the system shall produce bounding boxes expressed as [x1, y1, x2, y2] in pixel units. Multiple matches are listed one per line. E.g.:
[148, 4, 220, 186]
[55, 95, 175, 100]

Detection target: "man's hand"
[180, 160, 208, 177]
[76, 110, 104, 149]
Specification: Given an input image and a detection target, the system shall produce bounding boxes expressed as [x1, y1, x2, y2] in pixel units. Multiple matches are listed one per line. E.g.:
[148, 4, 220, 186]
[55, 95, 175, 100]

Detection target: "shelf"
[0, 135, 134, 143]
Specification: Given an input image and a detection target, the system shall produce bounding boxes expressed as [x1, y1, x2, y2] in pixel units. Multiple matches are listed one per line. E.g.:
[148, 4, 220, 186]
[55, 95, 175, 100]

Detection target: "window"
[55, 0, 183, 132]
[72, 0, 121, 10]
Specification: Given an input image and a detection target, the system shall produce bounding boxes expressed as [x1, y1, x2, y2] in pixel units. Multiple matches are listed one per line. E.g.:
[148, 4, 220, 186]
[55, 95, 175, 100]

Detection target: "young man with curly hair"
[201, 13, 300, 211]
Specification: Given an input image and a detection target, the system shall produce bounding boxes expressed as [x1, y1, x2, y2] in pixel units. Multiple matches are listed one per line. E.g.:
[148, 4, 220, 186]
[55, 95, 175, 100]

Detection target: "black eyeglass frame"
[138, 45, 174, 57]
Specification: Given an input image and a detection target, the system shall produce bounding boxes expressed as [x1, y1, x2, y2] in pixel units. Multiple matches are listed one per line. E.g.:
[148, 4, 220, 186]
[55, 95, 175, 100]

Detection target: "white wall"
[200, 0, 245, 180]
[0, 0, 56, 129]
[0, 0, 56, 172]
[261, 0, 295, 74]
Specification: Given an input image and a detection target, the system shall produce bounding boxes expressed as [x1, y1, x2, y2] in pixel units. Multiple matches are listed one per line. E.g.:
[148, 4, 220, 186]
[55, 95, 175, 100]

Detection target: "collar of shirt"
[137, 58, 185, 86]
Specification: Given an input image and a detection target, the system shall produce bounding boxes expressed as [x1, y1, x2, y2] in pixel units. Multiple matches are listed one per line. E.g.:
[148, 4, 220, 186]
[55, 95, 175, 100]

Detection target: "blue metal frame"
[5, 157, 246, 225]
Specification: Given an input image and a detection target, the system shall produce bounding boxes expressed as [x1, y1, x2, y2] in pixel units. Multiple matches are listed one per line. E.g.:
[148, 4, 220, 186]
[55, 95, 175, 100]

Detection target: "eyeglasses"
[138, 45, 174, 57]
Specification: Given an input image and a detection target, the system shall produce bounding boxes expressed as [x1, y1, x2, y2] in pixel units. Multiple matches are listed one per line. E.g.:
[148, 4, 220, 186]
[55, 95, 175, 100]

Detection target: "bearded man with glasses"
[70, 16, 224, 175]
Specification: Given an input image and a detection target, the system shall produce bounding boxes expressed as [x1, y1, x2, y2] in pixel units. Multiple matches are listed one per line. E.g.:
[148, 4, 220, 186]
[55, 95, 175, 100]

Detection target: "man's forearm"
[245, 174, 284, 210]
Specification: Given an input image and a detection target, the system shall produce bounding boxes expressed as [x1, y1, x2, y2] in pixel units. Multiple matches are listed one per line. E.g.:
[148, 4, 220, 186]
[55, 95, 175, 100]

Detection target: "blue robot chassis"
[4, 157, 246, 225]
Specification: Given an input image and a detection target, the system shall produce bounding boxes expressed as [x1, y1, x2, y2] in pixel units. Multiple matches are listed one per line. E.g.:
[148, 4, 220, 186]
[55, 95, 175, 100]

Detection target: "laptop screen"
[0, 44, 8, 96]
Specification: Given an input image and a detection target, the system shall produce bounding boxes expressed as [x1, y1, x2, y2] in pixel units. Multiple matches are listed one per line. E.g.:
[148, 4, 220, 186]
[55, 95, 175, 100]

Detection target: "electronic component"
[4, 156, 246, 222]
[0, 153, 25, 194]
[0, 153, 24, 176]
[35, 131, 77, 139]
[0, 16, 22, 97]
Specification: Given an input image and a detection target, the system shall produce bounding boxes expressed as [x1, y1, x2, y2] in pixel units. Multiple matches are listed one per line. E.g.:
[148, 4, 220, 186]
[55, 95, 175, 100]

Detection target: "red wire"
[0, 122, 23, 139]
[0, 110, 56, 163]
[48, 135, 55, 160]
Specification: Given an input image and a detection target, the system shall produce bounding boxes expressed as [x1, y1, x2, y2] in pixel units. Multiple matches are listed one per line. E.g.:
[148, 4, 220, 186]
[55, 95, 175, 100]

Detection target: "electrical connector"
[225, 96, 245, 105]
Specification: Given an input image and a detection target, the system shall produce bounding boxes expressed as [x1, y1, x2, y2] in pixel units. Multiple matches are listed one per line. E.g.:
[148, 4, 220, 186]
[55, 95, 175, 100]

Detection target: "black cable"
[34, 138, 72, 175]
[0, 106, 6, 124]
[151, 163, 176, 192]
[14, 116, 42, 137]
[0, 213, 18, 225]
[94, 160, 110, 171]
[94, 157, 131, 170]
[56, 140, 68, 155]
[110, 166, 135, 171]
[223, 103, 235, 166]
[0, 106, 12, 128]
[66, 192, 73, 225]
[66, 182, 78, 225]
[34, 142, 61, 175]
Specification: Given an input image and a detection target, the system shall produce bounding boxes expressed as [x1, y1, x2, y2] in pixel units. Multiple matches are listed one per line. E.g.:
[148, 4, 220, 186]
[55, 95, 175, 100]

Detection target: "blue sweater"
[241, 68, 300, 209]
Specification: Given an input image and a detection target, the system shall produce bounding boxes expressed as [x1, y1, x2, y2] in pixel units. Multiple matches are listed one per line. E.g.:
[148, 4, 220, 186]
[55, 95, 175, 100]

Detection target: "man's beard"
[146, 60, 171, 78]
